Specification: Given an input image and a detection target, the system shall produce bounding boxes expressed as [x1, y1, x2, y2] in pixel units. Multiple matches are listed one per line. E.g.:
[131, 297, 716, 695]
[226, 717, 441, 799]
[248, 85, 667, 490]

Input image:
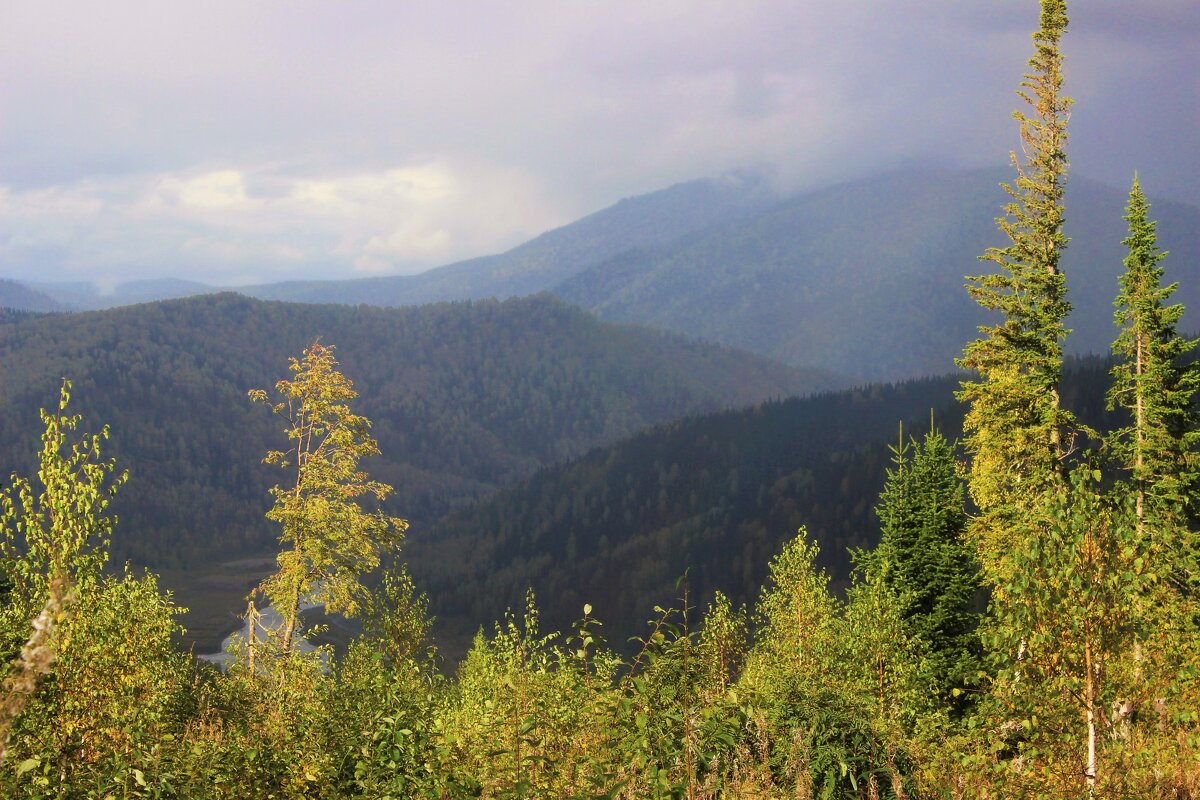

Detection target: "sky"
[1, 1, 1196, 289]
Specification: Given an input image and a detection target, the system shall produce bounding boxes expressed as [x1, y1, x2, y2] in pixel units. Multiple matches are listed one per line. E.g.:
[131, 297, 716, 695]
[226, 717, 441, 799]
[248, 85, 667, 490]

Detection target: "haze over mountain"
[18, 167, 1198, 383]
[236, 174, 777, 307]
[0, 279, 64, 313]
[554, 168, 1200, 380]
[21, 174, 775, 311]
[22, 278, 216, 310]
[4, 3, 1195, 292]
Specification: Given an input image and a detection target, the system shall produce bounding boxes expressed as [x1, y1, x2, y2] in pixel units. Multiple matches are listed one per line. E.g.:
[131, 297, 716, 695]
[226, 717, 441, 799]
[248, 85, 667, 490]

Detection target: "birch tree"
[251, 342, 408, 657]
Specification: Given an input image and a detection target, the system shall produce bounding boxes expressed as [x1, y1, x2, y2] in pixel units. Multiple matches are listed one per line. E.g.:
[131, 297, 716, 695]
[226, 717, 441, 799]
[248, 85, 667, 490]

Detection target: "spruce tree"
[1105, 176, 1200, 788]
[868, 426, 981, 707]
[957, 0, 1079, 568]
[1107, 175, 1200, 544]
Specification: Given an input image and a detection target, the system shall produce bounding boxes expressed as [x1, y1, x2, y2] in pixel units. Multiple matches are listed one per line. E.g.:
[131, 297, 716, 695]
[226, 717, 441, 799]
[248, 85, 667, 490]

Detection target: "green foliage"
[0, 390, 194, 797]
[0, 382, 126, 618]
[696, 591, 747, 700]
[0, 570, 192, 796]
[740, 532, 926, 799]
[866, 426, 982, 707]
[957, 0, 1080, 562]
[436, 594, 618, 798]
[975, 466, 1170, 795]
[251, 341, 408, 654]
[359, 568, 436, 670]
[1107, 176, 1200, 537]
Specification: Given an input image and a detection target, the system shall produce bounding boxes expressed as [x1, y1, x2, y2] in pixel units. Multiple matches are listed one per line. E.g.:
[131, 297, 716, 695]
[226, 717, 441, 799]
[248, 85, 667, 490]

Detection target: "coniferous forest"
[2, 2, 1199, 797]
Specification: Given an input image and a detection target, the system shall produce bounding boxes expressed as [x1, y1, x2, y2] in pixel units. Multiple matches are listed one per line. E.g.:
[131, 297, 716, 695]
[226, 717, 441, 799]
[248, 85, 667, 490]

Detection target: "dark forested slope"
[0, 293, 836, 570]
[410, 356, 1120, 647]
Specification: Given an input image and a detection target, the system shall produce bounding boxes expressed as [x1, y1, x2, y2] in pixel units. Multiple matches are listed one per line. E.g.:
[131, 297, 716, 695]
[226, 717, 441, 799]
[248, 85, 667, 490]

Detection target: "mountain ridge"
[0, 291, 838, 574]
[10, 167, 1197, 384]
[552, 167, 1200, 380]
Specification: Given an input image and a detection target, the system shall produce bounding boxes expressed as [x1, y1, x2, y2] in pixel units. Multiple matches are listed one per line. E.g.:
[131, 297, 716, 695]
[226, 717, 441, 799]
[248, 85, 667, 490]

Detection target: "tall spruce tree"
[1107, 175, 1200, 545]
[957, 0, 1079, 568]
[1105, 176, 1200, 789]
[868, 426, 981, 708]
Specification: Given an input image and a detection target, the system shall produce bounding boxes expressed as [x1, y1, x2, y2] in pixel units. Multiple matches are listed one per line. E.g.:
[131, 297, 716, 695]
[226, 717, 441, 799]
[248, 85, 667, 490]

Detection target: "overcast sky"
[1, 1, 1196, 288]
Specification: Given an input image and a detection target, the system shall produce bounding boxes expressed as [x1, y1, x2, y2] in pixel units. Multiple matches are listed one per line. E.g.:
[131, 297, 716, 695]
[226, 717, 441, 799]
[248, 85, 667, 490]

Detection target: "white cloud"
[169, 171, 253, 210]
[0, 159, 567, 285]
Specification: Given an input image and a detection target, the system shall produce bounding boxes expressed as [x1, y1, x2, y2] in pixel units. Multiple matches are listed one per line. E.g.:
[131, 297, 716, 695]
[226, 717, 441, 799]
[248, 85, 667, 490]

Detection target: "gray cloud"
[0, 1, 1195, 286]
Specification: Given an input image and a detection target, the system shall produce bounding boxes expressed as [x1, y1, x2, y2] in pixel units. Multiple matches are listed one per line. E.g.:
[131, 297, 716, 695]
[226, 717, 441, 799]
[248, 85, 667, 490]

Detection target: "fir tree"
[957, 0, 1079, 567]
[1105, 176, 1200, 791]
[868, 426, 981, 708]
[1107, 175, 1200, 547]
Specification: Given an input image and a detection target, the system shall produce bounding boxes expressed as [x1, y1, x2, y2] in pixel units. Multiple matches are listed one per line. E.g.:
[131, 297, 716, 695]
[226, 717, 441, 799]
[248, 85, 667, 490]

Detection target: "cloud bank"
[0, 1, 1195, 286]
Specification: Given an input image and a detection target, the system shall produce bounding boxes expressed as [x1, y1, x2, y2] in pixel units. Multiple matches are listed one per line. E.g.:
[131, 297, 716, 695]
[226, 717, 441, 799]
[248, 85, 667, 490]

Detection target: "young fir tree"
[250, 342, 408, 657]
[1107, 175, 1200, 548]
[867, 425, 981, 708]
[956, 0, 1079, 569]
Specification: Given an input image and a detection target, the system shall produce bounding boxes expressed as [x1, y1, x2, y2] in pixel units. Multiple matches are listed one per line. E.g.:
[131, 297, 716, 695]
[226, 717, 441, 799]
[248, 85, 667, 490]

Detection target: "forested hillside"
[411, 356, 1120, 649]
[12, 170, 1196, 384]
[16, 174, 774, 311]
[0, 292, 834, 572]
[554, 169, 1200, 380]
[236, 174, 775, 306]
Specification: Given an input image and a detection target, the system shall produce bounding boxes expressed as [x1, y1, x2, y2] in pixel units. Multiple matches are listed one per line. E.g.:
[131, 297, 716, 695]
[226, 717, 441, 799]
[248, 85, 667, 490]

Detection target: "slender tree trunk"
[887, 747, 907, 800]
[279, 408, 309, 660]
[1085, 636, 1097, 796]
[1136, 331, 1145, 536]
[681, 580, 696, 800]
[246, 600, 257, 677]
[280, 582, 301, 657]
[1051, 386, 1062, 457]
[878, 655, 886, 718]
